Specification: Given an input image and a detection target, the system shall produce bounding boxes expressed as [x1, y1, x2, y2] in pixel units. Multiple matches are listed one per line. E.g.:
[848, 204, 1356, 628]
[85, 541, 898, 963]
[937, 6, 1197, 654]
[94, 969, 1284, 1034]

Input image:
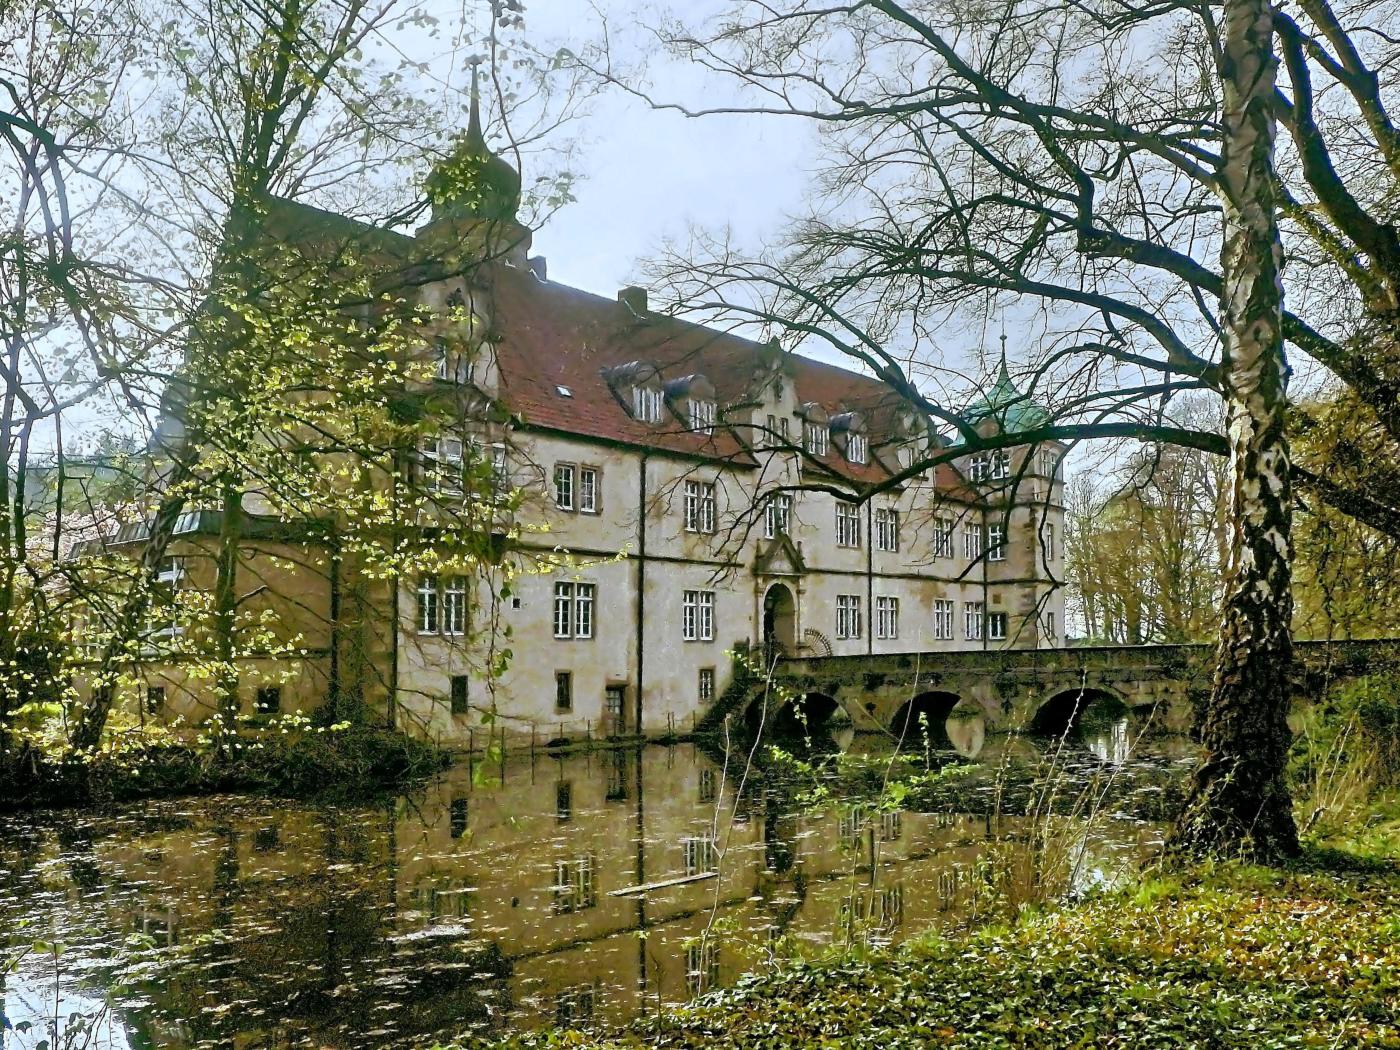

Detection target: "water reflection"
[0, 743, 1171, 1049]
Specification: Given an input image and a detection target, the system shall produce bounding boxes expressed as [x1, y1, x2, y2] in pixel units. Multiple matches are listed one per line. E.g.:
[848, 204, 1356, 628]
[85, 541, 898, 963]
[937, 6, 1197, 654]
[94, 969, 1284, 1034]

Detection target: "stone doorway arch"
[762, 583, 797, 658]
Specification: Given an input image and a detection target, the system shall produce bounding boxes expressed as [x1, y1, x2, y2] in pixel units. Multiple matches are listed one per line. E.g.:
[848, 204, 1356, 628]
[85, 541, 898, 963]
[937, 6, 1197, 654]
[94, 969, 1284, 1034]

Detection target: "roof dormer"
[604, 360, 663, 423]
[796, 402, 830, 456]
[664, 374, 718, 434]
[830, 411, 868, 465]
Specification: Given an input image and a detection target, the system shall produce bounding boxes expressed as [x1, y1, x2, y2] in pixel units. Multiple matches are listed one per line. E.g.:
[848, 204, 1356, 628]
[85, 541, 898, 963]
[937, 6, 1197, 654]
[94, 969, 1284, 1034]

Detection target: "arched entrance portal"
[762, 583, 797, 658]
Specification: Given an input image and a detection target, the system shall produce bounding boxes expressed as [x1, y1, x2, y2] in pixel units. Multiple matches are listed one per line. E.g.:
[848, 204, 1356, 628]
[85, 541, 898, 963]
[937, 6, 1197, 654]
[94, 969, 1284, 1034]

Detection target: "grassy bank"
[466, 844, 1399, 1049]
[0, 713, 450, 812]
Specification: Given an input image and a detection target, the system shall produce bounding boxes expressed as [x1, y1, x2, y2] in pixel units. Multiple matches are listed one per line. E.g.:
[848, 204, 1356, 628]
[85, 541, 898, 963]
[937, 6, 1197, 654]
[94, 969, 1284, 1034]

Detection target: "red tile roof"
[483, 264, 918, 486]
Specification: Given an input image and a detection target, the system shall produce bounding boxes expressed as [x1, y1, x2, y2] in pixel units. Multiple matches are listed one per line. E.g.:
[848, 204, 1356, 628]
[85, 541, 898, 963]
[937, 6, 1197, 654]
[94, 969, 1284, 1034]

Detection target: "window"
[836, 594, 863, 640]
[967, 453, 989, 483]
[803, 420, 829, 456]
[1039, 448, 1058, 478]
[965, 601, 985, 641]
[255, 686, 281, 715]
[683, 480, 717, 534]
[683, 590, 716, 642]
[553, 463, 575, 509]
[554, 855, 597, 913]
[156, 556, 182, 585]
[1042, 523, 1056, 561]
[555, 671, 573, 711]
[990, 450, 1011, 480]
[698, 766, 717, 804]
[418, 575, 439, 633]
[553, 582, 596, 639]
[932, 599, 955, 640]
[846, 432, 868, 464]
[418, 434, 464, 496]
[145, 685, 165, 715]
[450, 675, 469, 715]
[579, 466, 600, 513]
[691, 399, 717, 434]
[987, 523, 1006, 562]
[836, 503, 861, 548]
[451, 797, 469, 839]
[875, 596, 899, 640]
[685, 940, 720, 998]
[443, 576, 467, 635]
[699, 667, 715, 706]
[932, 517, 955, 558]
[875, 507, 900, 552]
[964, 523, 983, 561]
[764, 493, 792, 539]
[683, 835, 718, 876]
[556, 781, 573, 823]
[554, 985, 596, 1027]
[780, 416, 790, 441]
[433, 342, 468, 383]
[988, 611, 1008, 640]
[1043, 611, 1057, 641]
[633, 385, 663, 423]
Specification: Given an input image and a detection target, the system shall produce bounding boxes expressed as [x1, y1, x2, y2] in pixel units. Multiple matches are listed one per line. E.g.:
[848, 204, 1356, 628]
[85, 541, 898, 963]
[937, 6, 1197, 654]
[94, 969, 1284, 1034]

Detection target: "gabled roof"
[482, 264, 913, 483]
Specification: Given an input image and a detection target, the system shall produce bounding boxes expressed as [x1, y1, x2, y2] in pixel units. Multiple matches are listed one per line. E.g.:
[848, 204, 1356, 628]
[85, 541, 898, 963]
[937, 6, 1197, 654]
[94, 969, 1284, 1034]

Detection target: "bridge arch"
[1029, 686, 1129, 737]
[889, 691, 962, 747]
[748, 690, 843, 739]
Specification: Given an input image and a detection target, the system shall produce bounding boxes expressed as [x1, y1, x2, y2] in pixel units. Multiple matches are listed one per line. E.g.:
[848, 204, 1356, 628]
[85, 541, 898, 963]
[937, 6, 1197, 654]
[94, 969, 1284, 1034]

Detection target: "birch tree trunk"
[1168, 0, 1300, 860]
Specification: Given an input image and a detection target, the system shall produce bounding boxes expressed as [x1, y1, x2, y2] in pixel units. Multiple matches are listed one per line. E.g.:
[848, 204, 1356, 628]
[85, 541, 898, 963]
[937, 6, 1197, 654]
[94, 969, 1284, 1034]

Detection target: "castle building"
[72, 103, 1065, 745]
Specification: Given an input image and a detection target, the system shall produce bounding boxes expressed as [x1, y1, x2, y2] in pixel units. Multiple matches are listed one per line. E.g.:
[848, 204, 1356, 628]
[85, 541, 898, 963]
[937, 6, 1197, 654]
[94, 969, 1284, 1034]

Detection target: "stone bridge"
[724, 638, 1400, 739]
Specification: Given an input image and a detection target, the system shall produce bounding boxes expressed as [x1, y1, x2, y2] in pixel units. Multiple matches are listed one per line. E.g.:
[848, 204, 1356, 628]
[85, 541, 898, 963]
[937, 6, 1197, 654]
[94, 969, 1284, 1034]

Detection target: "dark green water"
[0, 723, 1190, 1049]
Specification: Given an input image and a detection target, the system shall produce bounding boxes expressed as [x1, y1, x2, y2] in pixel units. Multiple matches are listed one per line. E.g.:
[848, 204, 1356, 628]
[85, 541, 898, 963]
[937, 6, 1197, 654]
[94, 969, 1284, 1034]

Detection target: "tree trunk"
[1168, 0, 1299, 861]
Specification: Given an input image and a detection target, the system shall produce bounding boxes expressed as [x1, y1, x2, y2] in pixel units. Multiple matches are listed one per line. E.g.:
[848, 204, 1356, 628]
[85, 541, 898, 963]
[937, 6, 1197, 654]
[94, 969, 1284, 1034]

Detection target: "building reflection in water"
[0, 740, 1165, 1049]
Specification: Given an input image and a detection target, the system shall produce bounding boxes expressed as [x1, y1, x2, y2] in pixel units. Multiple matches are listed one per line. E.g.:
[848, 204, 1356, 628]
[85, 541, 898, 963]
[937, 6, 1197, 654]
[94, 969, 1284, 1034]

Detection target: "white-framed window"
[804, 420, 829, 456]
[698, 667, 715, 705]
[967, 453, 989, 483]
[682, 589, 716, 642]
[987, 522, 1006, 561]
[633, 385, 663, 423]
[553, 463, 575, 510]
[418, 433, 464, 496]
[1042, 522, 1055, 561]
[156, 556, 183, 586]
[553, 855, 597, 913]
[418, 575, 439, 633]
[1043, 611, 1057, 641]
[875, 507, 900, 552]
[579, 466, 600, 513]
[691, 399, 717, 434]
[1039, 448, 1058, 478]
[685, 939, 720, 998]
[836, 503, 861, 548]
[682, 835, 718, 876]
[932, 517, 955, 558]
[553, 582, 596, 639]
[991, 450, 1011, 480]
[443, 576, 467, 636]
[964, 523, 983, 561]
[965, 601, 985, 640]
[683, 480, 717, 534]
[988, 611, 1008, 640]
[932, 599, 955, 640]
[836, 594, 863, 640]
[764, 493, 792, 539]
[875, 596, 899, 640]
[846, 432, 868, 464]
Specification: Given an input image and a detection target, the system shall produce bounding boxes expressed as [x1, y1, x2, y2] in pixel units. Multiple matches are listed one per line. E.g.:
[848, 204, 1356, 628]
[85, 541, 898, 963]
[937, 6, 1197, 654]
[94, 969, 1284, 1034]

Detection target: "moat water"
[1, 722, 1193, 1049]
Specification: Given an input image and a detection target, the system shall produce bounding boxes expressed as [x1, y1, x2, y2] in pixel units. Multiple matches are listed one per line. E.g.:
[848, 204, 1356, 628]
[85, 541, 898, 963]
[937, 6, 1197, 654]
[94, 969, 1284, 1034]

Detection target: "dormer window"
[633, 385, 663, 423]
[432, 341, 470, 384]
[830, 412, 867, 465]
[803, 421, 828, 456]
[690, 399, 716, 434]
[846, 433, 868, 465]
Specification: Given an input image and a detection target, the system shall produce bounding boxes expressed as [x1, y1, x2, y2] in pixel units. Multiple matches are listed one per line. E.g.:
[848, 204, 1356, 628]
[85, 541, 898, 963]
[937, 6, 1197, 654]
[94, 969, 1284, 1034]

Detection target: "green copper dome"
[962, 357, 1051, 433]
[425, 73, 522, 223]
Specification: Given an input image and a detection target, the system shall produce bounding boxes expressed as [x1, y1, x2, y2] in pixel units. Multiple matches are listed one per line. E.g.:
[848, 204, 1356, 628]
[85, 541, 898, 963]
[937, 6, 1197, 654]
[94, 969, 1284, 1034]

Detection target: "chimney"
[618, 286, 648, 315]
[528, 255, 548, 281]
